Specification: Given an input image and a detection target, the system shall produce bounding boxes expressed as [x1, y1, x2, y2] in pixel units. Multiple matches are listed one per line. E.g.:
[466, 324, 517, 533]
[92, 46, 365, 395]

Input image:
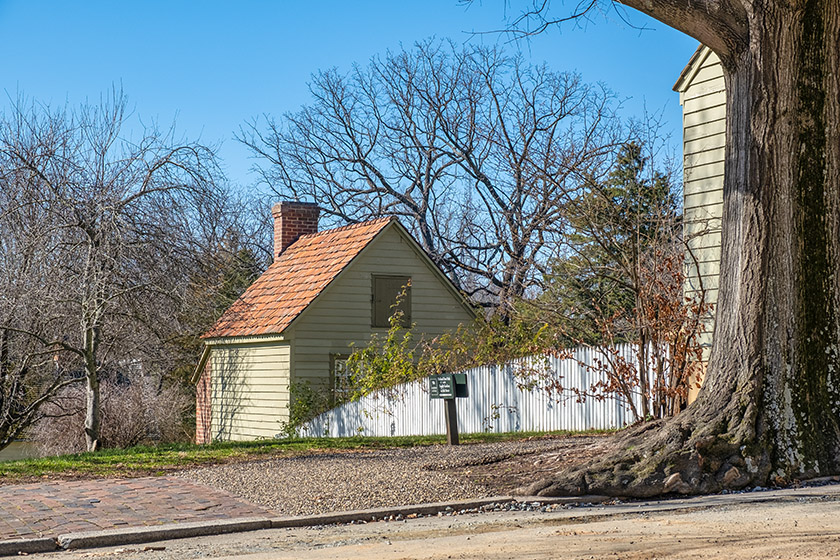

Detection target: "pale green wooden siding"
[210, 341, 290, 440]
[285, 226, 474, 389]
[679, 48, 725, 360]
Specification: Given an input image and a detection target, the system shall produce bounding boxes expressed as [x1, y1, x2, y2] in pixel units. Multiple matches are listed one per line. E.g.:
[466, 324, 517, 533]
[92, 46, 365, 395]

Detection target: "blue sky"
[0, 1, 698, 191]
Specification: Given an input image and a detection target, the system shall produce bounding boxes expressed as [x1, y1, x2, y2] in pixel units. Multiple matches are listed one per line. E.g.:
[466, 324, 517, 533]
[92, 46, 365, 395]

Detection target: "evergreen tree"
[532, 142, 679, 344]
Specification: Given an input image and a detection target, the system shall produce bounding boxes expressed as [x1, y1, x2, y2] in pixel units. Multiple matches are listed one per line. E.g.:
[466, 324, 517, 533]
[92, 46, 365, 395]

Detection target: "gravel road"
[177, 436, 605, 516]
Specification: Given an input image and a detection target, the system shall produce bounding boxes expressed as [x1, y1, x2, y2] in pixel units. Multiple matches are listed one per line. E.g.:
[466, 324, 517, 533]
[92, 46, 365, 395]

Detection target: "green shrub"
[279, 381, 332, 437]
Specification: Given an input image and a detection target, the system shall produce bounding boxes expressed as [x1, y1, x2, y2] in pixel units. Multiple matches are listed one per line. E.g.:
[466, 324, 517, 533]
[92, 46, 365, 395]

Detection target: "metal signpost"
[429, 373, 468, 445]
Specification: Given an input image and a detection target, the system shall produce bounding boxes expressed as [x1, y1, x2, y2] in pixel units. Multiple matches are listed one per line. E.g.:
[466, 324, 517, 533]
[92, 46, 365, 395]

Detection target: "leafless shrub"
[33, 379, 192, 456]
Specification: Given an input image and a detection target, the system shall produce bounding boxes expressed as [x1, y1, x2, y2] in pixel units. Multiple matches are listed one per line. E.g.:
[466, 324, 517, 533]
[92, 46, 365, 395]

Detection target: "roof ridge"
[296, 215, 396, 241]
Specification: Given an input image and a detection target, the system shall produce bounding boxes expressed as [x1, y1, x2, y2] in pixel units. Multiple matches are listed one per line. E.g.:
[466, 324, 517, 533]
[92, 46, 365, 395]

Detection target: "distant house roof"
[202, 217, 396, 339]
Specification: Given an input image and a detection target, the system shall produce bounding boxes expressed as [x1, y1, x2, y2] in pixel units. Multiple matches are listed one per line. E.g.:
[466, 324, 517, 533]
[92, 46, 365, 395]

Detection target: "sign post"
[444, 397, 458, 445]
[429, 373, 468, 445]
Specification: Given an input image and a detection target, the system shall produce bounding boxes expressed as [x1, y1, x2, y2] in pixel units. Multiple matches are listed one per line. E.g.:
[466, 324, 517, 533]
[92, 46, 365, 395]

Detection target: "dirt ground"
[34, 485, 840, 560]
[458, 433, 610, 494]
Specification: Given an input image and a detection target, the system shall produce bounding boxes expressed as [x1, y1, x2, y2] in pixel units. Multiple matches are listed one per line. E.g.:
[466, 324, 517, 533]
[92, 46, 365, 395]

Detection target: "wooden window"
[330, 354, 352, 404]
[371, 275, 411, 328]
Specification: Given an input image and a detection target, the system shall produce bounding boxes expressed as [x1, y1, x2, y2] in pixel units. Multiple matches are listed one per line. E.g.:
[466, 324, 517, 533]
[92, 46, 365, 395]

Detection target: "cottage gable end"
[285, 224, 476, 387]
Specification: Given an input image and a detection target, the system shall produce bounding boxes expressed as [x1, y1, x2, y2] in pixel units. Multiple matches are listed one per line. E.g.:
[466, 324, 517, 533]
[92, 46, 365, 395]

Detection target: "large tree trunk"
[522, 0, 840, 496]
[699, 0, 840, 485]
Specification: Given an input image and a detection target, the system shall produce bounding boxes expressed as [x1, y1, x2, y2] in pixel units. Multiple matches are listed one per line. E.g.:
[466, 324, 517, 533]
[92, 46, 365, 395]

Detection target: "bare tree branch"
[240, 39, 625, 313]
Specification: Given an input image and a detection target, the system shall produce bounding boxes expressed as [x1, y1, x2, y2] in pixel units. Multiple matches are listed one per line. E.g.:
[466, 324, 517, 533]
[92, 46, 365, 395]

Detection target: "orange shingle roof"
[202, 217, 395, 339]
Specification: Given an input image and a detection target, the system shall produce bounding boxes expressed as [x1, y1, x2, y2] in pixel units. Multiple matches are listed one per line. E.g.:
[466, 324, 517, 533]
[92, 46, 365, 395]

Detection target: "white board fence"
[299, 343, 650, 438]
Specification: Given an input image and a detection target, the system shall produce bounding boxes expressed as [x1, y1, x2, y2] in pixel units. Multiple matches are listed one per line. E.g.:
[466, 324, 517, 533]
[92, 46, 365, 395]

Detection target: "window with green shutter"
[371, 275, 411, 328]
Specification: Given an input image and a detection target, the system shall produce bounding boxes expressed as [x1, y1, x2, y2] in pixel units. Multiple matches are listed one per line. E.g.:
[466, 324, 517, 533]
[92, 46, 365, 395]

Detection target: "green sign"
[429, 374, 455, 399]
[429, 373, 468, 399]
[429, 373, 468, 446]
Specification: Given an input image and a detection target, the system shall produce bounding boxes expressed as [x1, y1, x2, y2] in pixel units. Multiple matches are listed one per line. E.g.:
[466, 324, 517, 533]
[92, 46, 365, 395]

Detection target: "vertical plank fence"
[299, 343, 652, 438]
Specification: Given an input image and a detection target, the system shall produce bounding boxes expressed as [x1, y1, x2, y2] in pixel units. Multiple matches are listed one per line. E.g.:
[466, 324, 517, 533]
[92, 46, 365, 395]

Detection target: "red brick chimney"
[271, 201, 320, 259]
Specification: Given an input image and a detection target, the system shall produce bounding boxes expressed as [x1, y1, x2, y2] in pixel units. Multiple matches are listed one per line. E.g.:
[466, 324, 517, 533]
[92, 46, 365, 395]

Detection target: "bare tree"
[0, 91, 224, 452]
[240, 40, 624, 312]
[0, 171, 80, 450]
[479, 0, 840, 497]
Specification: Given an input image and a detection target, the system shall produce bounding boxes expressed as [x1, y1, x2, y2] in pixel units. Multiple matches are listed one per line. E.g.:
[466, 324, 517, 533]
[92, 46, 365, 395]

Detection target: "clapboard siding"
[685, 146, 726, 169]
[683, 104, 727, 128]
[210, 342, 290, 441]
[685, 293, 719, 312]
[687, 230, 722, 250]
[684, 270, 720, 288]
[287, 226, 474, 387]
[686, 286, 719, 300]
[687, 63, 726, 86]
[684, 175, 725, 192]
[681, 79, 726, 102]
[684, 215, 722, 236]
[678, 46, 725, 374]
[202, 221, 474, 443]
[684, 120, 726, 143]
[684, 245, 722, 264]
[684, 160, 726, 182]
[683, 89, 725, 111]
[683, 134, 726, 156]
[684, 188, 724, 209]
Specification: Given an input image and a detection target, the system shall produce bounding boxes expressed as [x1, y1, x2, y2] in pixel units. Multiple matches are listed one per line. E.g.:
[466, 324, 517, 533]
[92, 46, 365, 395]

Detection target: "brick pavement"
[0, 477, 279, 540]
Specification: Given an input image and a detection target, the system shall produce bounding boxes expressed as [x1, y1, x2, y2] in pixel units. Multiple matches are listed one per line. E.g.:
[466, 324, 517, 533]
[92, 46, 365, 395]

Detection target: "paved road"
[0, 477, 277, 540]
[18, 485, 840, 560]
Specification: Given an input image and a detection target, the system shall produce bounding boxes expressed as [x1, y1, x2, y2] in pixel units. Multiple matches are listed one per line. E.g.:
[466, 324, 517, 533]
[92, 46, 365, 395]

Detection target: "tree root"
[515, 411, 775, 498]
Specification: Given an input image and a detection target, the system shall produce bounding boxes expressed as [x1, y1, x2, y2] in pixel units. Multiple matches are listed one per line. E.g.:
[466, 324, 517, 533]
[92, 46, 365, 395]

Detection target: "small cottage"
[195, 202, 476, 442]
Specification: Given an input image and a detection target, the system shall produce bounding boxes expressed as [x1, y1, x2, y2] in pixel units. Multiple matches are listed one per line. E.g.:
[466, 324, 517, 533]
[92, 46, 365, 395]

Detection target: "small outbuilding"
[674, 44, 725, 398]
[195, 202, 476, 442]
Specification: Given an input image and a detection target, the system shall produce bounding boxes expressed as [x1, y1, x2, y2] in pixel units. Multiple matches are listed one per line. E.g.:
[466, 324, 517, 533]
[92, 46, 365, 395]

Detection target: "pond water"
[0, 441, 39, 462]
